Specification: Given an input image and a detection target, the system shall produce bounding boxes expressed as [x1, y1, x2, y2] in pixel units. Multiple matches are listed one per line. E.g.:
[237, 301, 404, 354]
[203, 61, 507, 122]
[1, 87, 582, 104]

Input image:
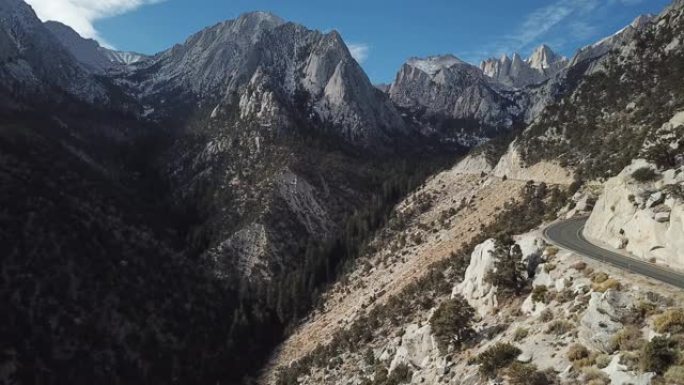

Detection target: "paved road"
[543, 217, 684, 289]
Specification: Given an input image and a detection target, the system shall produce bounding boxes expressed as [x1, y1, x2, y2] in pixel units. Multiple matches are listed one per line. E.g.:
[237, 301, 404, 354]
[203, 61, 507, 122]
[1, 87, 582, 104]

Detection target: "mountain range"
[0, 0, 683, 384]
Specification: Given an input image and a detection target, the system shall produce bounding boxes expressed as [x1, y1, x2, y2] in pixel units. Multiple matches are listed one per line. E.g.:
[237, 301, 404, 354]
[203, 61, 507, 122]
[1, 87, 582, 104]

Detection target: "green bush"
[640, 336, 678, 374]
[631, 167, 659, 183]
[429, 295, 475, 353]
[485, 240, 528, 297]
[477, 343, 521, 378]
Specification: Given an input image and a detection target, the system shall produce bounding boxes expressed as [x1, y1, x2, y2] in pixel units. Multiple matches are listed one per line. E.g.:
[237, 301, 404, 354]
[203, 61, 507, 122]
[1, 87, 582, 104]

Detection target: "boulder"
[389, 324, 438, 372]
[453, 239, 499, 316]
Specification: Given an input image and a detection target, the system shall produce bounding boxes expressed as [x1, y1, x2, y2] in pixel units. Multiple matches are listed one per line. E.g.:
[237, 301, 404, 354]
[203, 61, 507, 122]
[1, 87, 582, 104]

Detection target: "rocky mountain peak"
[630, 13, 655, 29]
[405, 54, 468, 76]
[527, 44, 565, 71]
[44, 21, 146, 74]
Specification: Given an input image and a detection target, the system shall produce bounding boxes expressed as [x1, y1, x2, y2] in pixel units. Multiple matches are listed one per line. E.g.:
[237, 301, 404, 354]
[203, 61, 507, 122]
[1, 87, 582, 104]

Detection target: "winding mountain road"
[543, 217, 684, 289]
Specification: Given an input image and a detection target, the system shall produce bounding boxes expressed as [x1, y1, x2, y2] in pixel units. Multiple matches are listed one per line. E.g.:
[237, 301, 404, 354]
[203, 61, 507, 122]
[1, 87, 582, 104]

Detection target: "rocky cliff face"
[584, 158, 684, 271]
[129, 12, 407, 145]
[0, 0, 108, 106]
[44, 21, 146, 74]
[389, 55, 523, 146]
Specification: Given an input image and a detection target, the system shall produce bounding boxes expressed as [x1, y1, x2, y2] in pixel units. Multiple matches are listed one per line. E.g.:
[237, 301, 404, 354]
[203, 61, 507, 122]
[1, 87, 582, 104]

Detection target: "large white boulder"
[453, 239, 499, 316]
[584, 159, 684, 271]
[451, 152, 493, 176]
[389, 324, 438, 372]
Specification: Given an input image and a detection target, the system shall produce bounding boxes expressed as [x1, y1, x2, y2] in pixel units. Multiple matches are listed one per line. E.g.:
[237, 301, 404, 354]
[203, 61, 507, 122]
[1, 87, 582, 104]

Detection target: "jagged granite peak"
[129, 11, 406, 144]
[0, 0, 107, 104]
[527, 44, 567, 71]
[480, 45, 568, 88]
[44, 21, 147, 74]
[405, 54, 468, 77]
[389, 53, 522, 146]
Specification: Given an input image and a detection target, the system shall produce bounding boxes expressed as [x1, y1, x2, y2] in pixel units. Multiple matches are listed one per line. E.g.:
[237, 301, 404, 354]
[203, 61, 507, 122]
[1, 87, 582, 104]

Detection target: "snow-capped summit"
[406, 55, 468, 77]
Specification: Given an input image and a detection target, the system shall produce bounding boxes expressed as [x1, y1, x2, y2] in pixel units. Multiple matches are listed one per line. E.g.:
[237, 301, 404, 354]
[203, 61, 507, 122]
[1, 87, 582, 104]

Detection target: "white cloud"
[347, 43, 370, 63]
[25, 0, 163, 47]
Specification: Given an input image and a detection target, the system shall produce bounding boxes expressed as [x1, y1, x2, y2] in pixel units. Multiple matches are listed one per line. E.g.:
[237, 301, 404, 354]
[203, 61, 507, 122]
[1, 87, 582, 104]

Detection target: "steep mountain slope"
[388, 55, 524, 146]
[0, 0, 107, 107]
[129, 12, 407, 144]
[44, 21, 147, 74]
[262, 2, 684, 385]
[518, 1, 684, 180]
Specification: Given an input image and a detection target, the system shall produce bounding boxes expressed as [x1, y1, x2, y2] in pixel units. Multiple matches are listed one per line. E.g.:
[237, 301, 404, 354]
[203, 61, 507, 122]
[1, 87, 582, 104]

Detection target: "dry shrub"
[654, 308, 684, 334]
[609, 325, 645, 352]
[591, 271, 609, 283]
[567, 344, 590, 361]
[582, 367, 610, 385]
[546, 320, 575, 335]
[592, 278, 621, 293]
[513, 327, 529, 342]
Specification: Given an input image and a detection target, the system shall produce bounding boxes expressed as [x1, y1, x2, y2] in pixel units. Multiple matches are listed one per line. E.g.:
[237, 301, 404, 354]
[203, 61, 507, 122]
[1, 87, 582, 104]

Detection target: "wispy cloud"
[25, 0, 164, 47]
[347, 43, 370, 63]
[474, 0, 639, 61]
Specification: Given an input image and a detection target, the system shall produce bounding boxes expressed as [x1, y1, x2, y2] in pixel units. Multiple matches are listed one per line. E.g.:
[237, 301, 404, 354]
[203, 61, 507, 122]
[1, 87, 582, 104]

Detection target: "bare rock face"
[493, 141, 574, 184]
[0, 0, 107, 105]
[44, 21, 146, 74]
[129, 12, 407, 145]
[584, 155, 684, 271]
[388, 324, 439, 372]
[453, 239, 499, 316]
[389, 55, 523, 146]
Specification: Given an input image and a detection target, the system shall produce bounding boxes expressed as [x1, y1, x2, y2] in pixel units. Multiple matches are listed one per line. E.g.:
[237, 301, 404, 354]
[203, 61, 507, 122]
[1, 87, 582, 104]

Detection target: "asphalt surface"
[543, 217, 684, 289]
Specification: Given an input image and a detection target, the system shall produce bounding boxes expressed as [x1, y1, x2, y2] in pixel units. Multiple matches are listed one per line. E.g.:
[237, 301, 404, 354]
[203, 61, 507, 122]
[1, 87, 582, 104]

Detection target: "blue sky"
[26, 0, 672, 83]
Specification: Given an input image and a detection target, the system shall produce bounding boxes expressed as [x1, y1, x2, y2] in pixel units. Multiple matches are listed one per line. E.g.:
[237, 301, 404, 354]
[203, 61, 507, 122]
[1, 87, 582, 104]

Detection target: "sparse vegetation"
[567, 344, 590, 361]
[581, 367, 610, 385]
[654, 309, 684, 334]
[546, 319, 575, 335]
[532, 285, 549, 303]
[631, 167, 659, 183]
[665, 366, 684, 385]
[477, 343, 521, 378]
[609, 325, 645, 352]
[640, 336, 679, 374]
[486, 239, 528, 297]
[513, 327, 529, 342]
[430, 296, 476, 353]
[506, 363, 556, 385]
